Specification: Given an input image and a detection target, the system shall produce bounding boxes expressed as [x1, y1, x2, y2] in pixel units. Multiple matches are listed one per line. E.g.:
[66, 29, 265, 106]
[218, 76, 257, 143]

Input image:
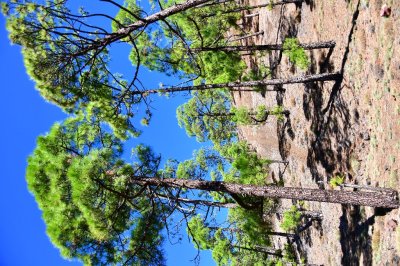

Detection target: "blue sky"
[0, 6, 216, 266]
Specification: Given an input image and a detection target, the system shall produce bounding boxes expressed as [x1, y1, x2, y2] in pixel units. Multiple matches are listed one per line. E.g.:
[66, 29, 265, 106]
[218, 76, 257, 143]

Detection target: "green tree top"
[177, 90, 236, 145]
[26, 116, 165, 265]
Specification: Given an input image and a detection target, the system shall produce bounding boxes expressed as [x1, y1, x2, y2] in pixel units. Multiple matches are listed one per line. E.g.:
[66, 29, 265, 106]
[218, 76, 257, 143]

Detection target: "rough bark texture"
[192, 41, 336, 52]
[202, 0, 302, 18]
[141, 73, 341, 95]
[134, 177, 399, 208]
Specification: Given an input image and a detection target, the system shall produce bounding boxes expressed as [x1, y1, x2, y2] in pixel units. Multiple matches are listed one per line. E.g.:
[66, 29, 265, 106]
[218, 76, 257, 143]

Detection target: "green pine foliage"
[270, 105, 286, 121]
[231, 107, 252, 125]
[4, 1, 145, 139]
[283, 38, 310, 70]
[280, 206, 302, 232]
[282, 243, 297, 263]
[187, 215, 213, 250]
[218, 141, 269, 185]
[125, 0, 246, 83]
[329, 174, 345, 188]
[26, 117, 166, 265]
[177, 90, 236, 146]
[188, 211, 277, 266]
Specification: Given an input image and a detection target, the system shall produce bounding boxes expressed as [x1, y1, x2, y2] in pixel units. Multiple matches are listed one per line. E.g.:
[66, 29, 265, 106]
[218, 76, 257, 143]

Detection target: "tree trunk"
[233, 245, 283, 257]
[299, 210, 323, 220]
[74, 0, 213, 56]
[137, 72, 341, 95]
[229, 31, 264, 42]
[277, 209, 323, 220]
[134, 177, 399, 208]
[198, 110, 289, 119]
[155, 194, 239, 208]
[244, 12, 259, 18]
[191, 41, 336, 52]
[208, 227, 296, 238]
[202, 0, 303, 18]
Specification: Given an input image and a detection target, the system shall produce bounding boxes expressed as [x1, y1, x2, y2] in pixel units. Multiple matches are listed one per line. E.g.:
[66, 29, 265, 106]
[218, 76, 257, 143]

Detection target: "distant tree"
[187, 211, 290, 265]
[176, 90, 236, 145]
[188, 215, 283, 265]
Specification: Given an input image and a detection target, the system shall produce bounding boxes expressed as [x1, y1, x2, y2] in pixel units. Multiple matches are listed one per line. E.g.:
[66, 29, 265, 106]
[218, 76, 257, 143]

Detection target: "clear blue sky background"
[0, 5, 216, 265]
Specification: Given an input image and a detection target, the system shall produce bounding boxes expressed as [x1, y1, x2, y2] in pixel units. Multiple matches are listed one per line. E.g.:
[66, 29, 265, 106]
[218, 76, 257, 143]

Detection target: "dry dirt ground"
[232, 0, 400, 264]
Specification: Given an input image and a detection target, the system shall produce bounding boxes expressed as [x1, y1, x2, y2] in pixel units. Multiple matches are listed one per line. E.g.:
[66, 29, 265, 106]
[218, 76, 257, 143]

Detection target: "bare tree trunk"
[202, 0, 303, 18]
[137, 72, 341, 95]
[133, 177, 400, 208]
[197, 109, 289, 119]
[209, 227, 296, 238]
[155, 194, 239, 208]
[298, 210, 323, 220]
[229, 31, 264, 42]
[191, 41, 336, 52]
[233, 245, 283, 257]
[244, 12, 259, 18]
[278, 209, 323, 219]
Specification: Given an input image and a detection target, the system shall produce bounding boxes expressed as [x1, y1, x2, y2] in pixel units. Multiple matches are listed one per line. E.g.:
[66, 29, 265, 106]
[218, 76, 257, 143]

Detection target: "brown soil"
[232, 0, 400, 264]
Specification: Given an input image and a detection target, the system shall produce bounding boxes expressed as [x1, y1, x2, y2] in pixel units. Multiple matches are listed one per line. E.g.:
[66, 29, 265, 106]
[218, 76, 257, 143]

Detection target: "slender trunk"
[191, 41, 336, 52]
[268, 160, 289, 164]
[195, 0, 233, 8]
[198, 110, 289, 118]
[74, 0, 212, 56]
[233, 245, 283, 257]
[244, 12, 259, 18]
[137, 72, 341, 95]
[133, 177, 400, 208]
[155, 194, 239, 208]
[229, 31, 264, 42]
[298, 210, 323, 220]
[208, 227, 296, 238]
[202, 0, 302, 18]
[278, 209, 323, 220]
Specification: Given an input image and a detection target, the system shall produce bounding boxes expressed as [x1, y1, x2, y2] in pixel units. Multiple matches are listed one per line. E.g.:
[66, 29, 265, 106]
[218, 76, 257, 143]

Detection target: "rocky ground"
[232, 0, 400, 264]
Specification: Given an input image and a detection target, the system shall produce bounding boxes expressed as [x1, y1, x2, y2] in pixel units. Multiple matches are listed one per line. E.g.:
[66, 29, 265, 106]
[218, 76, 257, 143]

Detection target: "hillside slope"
[233, 0, 400, 264]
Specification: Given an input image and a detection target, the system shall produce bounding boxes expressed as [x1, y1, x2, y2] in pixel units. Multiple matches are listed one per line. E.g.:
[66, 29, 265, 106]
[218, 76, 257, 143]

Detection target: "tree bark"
[191, 41, 336, 52]
[202, 0, 303, 18]
[155, 194, 239, 208]
[277, 209, 323, 220]
[233, 245, 283, 257]
[208, 227, 296, 238]
[74, 0, 213, 56]
[244, 12, 259, 18]
[133, 177, 399, 208]
[137, 72, 341, 95]
[197, 110, 289, 119]
[229, 31, 264, 42]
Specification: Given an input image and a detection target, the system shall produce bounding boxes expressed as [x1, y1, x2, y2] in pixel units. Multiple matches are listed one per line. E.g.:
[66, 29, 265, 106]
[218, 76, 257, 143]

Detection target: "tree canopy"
[26, 115, 171, 265]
